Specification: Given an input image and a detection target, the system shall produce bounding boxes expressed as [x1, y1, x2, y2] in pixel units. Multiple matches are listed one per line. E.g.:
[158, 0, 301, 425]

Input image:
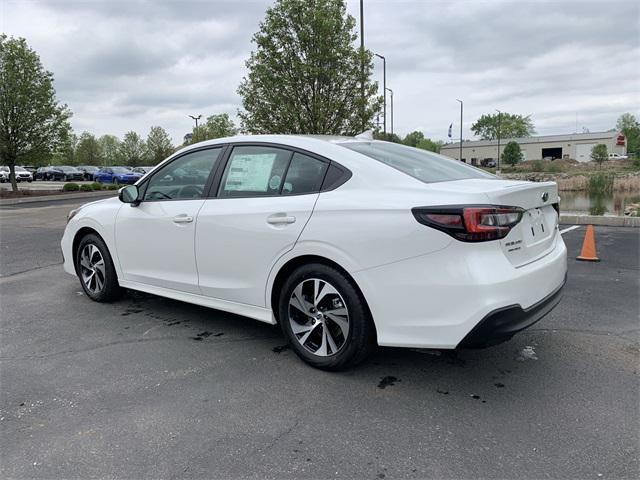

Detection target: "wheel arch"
[269, 254, 377, 337]
[72, 227, 109, 275]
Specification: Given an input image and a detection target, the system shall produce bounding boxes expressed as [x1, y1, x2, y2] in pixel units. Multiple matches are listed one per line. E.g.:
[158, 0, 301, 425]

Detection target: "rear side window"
[219, 146, 291, 197]
[339, 141, 495, 183]
[282, 153, 328, 195]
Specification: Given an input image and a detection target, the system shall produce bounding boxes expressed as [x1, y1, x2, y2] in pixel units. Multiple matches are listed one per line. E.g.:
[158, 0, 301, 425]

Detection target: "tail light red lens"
[412, 206, 524, 242]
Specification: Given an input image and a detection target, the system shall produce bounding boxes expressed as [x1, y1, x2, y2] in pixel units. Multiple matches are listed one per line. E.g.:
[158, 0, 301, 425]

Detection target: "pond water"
[560, 191, 640, 216]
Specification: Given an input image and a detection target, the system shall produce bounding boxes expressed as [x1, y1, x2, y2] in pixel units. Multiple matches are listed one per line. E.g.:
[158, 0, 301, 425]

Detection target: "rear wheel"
[75, 234, 123, 302]
[278, 263, 375, 370]
[112, 178, 119, 185]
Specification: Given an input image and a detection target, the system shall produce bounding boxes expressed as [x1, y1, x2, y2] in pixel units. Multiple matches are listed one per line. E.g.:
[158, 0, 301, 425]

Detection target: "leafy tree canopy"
[402, 130, 425, 148]
[75, 131, 103, 166]
[238, 0, 381, 135]
[416, 138, 444, 153]
[191, 114, 238, 144]
[616, 112, 639, 156]
[146, 126, 174, 164]
[501, 141, 523, 166]
[471, 113, 536, 140]
[0, 35, 72, 190]
[99, 134, 123, 166]
[591, 144, 608, 167]
[120, 131, 148, 167]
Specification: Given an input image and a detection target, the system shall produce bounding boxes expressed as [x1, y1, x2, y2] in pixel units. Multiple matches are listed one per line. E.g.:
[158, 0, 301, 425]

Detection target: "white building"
[440, 131, 627, 165]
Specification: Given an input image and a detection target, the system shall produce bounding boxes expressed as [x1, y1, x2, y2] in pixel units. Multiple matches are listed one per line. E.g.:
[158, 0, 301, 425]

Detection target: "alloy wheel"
[79, 244, 106, 294]
[288, 278, 350, 357]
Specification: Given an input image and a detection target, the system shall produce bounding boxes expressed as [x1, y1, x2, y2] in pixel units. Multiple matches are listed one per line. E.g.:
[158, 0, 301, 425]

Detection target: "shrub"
[106, 184, 120, 190]
[501, 141, 523, 166]
[79, 184, 93, 192]
[590, 144, 608, 167]
[530, 160, 544, 172]
[90, 182, 103, 191]
[62, 183, 80, 192]
[587, 173, 614, 196]
[545, 162, 562, 173]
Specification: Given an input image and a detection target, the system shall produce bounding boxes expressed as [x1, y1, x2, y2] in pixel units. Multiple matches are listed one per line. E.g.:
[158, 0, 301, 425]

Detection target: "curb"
[0, 190, 118, 206]
[560, 214, 640, 227]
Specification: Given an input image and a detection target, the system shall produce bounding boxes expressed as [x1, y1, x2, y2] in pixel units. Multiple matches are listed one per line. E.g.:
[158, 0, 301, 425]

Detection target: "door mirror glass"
[119, 185, 139, 204]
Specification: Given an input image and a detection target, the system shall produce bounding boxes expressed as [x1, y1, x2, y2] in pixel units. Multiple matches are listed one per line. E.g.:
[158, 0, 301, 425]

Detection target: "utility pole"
[386, 88, 394, 136]
[375, 53, 386, 136]
[360, 0, 365, 130]
[496, 109, 502, 170]
[456, 99, 463, 162]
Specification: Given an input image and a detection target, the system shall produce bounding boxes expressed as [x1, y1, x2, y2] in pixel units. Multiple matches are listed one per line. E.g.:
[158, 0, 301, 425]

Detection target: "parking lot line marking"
[560, 225, 580, 235]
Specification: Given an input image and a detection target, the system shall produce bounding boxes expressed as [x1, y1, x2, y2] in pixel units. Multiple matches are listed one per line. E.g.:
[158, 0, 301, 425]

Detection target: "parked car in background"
[11, 166, 33, 182]
[21, 166, 37, 177]
[608, 153, 628, 160]
[62, 134, 567, 370]
[132, 166, 155, 175]
[94, 166, 142, 184]
[76, 166, 100, 181]
[55, 166, 85, 182]
[0, 167, 9, 183]
[35, 166, 61, 181]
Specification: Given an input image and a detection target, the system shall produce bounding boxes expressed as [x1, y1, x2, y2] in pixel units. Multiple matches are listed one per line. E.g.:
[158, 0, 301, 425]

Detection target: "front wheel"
[112, 178, 119, 185]
[278, 263, 375, 370]
[75, 234, 123, 302]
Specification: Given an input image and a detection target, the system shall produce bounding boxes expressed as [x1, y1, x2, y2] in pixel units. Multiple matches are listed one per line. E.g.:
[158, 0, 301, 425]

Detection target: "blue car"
[94, 166, 142, 184]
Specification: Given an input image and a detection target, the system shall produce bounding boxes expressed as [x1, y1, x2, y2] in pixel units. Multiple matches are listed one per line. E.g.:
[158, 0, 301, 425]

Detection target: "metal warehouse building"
[440, 131, 627, 165]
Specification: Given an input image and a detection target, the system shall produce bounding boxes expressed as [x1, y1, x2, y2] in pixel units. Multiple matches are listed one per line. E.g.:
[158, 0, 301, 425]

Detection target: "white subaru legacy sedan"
[62, 135, 567, 369]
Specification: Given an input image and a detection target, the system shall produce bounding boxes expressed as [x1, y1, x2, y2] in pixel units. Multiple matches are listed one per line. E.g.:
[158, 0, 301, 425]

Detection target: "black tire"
[75, 233, 123, 302]
[278, 263, 376, 370]
[63, 175, 68, 182]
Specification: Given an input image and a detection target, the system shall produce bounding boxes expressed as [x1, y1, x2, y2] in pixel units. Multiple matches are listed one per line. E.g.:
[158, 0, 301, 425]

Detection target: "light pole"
[374, 53, 386, 136]
[385, 87, 394, 137]
[456, 99, 463, 162]
[496, 109, 502, 170]
[189, 114, 202, 130]
[360, 0, 365, 130]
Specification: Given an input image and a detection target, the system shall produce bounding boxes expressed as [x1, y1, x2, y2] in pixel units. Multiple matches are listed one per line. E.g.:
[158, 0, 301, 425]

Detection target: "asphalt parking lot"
[1, 199, 638, 479]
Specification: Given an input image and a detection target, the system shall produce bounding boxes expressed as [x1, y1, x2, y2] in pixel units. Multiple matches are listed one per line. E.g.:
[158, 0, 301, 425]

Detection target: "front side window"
[282, 153, 328, 195]
[338, 141, 495, 183]
[219, 146, 291, 197]
[143, 148, 221, 201]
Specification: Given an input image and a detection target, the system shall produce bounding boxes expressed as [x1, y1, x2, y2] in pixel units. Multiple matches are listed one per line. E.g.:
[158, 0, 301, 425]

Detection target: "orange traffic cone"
[576, 225, 600, 262]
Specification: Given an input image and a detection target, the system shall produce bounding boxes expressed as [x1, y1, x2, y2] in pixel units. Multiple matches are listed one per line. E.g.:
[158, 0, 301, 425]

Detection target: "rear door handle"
[173, 214, 194, 224]
[267, 214, 296, 225]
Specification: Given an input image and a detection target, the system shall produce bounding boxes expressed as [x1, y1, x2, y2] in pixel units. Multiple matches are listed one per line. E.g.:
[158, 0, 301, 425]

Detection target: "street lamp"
[374, 53, 386, 136]
[385, 87, 394, 137]
[456, 99, 463, 162]
[496, 109, 502, 170]
[188, 114, 202, 129]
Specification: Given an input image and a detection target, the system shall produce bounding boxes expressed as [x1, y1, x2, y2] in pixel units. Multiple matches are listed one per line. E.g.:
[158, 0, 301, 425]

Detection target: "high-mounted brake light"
[412, 205, 524, 242]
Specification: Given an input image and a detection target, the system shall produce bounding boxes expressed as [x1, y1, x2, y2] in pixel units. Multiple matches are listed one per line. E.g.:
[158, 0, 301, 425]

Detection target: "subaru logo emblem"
[542, 192, 549, 202]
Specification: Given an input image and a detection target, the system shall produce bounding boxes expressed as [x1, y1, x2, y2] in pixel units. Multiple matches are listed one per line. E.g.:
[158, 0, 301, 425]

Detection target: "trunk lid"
[432, 179, 560, 267]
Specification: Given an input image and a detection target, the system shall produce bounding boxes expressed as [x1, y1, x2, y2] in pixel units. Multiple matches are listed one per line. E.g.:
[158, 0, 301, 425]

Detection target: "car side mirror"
[119, 185, 140, 206]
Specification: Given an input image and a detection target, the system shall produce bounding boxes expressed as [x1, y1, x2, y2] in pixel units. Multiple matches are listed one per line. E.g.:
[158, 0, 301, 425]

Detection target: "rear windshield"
[338, 141, 495, 183]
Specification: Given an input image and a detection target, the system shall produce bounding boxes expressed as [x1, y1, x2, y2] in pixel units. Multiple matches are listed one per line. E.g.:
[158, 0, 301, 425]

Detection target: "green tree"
[373, 131, 402, 143]
[99, 134, 122, 166]
[591, 144, 608, 168]
[119, 131, 147, 167]
[402, 130, 425, 148]
[471, 113, 535, 140]
[51, 130, 77, 165]
[501, 141, 523, 166]
[616, 112, 640, 157]
[238, 0, 381, 134]
[146, 126, 174, 164]
[191, 114, 238, 144]
[0, 35, 72, 191]
[75, 131, 103, 166]
[416, 138, 443, 153]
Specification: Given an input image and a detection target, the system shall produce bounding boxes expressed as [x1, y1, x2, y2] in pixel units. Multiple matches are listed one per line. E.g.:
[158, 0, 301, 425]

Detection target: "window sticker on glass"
[224, 154, 276, 192]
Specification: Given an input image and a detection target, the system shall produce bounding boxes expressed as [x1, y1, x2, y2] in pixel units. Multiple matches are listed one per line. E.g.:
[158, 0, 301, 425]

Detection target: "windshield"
[0, 166, 9, 172]
[58, 166, 78, 172]
[15, 166, 27, 172]
[79, 166, 98, 171]
[338, 141, 495, 183]
[112, 167, 131, 173]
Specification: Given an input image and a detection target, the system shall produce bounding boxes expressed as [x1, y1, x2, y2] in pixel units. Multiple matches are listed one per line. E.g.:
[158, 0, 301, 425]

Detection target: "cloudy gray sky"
[2, 0, 639, 145]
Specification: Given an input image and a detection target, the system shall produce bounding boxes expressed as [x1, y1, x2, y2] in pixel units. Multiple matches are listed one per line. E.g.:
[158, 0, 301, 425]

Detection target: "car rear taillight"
[412, 206, 524, 242]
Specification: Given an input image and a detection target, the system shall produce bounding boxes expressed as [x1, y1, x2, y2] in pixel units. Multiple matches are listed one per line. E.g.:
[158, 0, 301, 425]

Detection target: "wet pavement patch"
[213, 332, 224, 337]
[377, 376, 400, 389]
[272, 345, 289, 353]
[470, 394, 480, 400]
[436, 389, 449, 395]
[494, 382, 505, 388]
[192, 331, 212, 340]
[166, 321, 181, 326]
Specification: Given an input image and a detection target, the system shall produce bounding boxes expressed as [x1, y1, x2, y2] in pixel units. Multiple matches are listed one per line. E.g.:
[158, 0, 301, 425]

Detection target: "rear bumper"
[458, 275, 566, 348]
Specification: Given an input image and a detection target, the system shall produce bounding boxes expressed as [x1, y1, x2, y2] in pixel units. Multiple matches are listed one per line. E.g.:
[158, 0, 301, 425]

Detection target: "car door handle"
[173, 214, 194, 224]
[267, 214, 296, 225]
